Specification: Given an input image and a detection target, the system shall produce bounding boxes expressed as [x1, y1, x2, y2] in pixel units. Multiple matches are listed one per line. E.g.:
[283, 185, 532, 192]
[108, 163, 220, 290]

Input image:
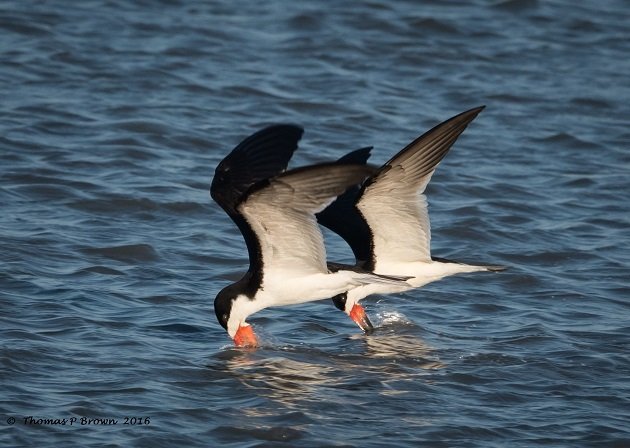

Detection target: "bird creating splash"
[210, 126, 410, 347]
[210, 108, 505, 347]
[317, 107, 506, 331]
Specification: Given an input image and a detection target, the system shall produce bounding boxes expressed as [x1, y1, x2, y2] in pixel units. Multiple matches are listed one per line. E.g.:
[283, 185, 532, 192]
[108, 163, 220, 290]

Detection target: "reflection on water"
[360, 330, 446, 370]
[214, 348, 336, 410]
[354, 308, 446, 368]
[212, 321, 446, 410]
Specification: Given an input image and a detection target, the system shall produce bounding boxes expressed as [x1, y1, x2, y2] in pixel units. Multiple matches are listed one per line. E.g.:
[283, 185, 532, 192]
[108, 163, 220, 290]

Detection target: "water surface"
[1, 0, 629, 446]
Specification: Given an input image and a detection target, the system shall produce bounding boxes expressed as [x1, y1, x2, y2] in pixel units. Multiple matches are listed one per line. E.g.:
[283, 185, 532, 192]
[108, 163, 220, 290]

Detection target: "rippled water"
[2, 0, 629, 446]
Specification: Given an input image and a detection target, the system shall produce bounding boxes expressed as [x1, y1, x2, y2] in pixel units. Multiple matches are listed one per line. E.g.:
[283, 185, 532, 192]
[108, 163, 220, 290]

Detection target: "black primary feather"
[211, 124, 303, 215]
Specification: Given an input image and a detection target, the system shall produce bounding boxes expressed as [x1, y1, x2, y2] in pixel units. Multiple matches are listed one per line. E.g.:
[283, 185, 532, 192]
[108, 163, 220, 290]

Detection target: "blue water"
[1, 0, 629, 446]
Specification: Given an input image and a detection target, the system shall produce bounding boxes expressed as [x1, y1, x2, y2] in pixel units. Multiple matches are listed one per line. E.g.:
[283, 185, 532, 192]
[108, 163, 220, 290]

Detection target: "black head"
[214, 285, 236, 331]
[331, 293, 347, 312]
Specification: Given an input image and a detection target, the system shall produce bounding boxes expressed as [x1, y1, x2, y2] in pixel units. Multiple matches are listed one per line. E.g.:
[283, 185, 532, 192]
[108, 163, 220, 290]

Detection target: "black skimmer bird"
[211, 125, 411, 347]
[317, 106, 506, 332]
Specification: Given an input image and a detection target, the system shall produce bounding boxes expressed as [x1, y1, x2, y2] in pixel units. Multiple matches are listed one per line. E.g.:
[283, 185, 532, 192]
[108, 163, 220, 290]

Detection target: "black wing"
[211, 124, 303, 215]
[356, 106, 485, 269]
[210, 124, 303, 290]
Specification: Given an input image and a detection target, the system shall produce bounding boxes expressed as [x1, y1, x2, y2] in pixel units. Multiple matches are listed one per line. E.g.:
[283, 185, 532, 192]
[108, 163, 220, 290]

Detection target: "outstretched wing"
[240, 163, 375, 276]
[357, 106, 485, 270]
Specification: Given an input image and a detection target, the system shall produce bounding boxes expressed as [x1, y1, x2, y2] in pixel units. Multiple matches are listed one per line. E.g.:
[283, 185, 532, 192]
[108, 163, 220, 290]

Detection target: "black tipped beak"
[358, 314, 374, 335]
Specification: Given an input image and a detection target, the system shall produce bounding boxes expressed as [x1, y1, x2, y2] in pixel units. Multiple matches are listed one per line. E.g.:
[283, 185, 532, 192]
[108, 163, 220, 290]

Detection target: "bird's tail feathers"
[359, 272, 413, 286]
[432, 256, 507, 272]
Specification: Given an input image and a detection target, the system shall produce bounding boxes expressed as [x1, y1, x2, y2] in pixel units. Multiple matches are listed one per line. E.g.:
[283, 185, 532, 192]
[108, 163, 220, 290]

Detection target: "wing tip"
[336, 146, 373, 165]
[457, 105, 486, 122]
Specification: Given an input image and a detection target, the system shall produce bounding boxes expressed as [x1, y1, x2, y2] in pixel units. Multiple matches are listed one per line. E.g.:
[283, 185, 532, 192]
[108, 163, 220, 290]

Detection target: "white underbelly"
[260, 271, 355, 307]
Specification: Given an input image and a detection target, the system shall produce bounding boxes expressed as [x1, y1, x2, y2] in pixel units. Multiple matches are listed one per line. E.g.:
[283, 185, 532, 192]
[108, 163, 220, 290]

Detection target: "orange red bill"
[233, 324, 258, 347]
[349, 303, 374, 334]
